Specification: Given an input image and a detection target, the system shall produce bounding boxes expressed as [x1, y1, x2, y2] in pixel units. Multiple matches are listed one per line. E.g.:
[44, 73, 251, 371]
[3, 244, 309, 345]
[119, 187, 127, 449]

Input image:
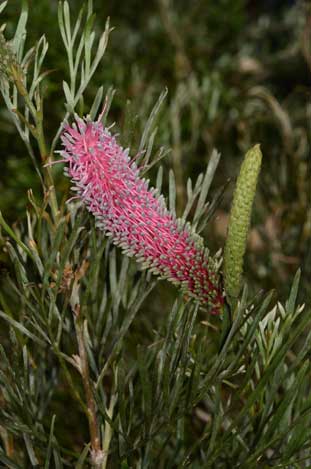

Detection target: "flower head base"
[60, 115, 224, 313]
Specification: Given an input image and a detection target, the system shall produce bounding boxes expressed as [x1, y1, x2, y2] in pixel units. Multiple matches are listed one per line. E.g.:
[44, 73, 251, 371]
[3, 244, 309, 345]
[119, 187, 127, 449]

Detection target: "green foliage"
[0, 201, 310, 466]
[0, 1, 310, 467]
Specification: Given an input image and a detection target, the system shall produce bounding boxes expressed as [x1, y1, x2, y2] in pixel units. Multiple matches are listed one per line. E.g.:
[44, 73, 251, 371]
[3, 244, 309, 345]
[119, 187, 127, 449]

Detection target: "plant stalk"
[74, 313, 102, 468]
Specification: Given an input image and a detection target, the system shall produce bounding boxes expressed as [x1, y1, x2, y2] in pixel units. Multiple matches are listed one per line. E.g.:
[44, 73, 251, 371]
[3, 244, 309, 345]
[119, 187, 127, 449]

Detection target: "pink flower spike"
[60, 115, 224, 313]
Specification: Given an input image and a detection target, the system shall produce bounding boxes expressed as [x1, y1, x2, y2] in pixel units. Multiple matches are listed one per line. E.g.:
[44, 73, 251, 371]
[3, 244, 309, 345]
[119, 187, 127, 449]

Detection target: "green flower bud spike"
[224, 144, 262, 306]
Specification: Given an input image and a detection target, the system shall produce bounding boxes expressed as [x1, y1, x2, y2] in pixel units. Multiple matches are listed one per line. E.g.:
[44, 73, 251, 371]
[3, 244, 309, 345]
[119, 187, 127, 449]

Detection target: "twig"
[74, 311, 103, 468]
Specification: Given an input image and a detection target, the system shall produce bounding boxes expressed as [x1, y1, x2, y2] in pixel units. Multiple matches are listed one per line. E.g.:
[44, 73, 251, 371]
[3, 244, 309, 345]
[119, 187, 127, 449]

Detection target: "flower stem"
[74, 312, 102, 468]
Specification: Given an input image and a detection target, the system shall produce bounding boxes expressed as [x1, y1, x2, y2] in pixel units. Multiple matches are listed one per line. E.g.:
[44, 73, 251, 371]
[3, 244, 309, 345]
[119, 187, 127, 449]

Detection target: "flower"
[60, 115, 224, 313]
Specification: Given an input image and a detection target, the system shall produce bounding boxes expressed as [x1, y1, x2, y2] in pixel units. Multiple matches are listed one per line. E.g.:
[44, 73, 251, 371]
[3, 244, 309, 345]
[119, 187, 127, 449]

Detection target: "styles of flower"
[60, 115, 224, 313]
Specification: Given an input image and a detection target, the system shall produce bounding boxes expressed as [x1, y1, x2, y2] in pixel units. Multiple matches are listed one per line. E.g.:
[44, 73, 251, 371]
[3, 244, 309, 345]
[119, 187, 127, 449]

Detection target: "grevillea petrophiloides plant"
[59, 115, 224, 313]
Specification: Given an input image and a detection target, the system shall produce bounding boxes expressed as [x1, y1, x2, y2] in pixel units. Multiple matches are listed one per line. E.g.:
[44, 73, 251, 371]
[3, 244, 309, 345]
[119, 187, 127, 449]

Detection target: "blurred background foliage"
[0, 0, 310, 300]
